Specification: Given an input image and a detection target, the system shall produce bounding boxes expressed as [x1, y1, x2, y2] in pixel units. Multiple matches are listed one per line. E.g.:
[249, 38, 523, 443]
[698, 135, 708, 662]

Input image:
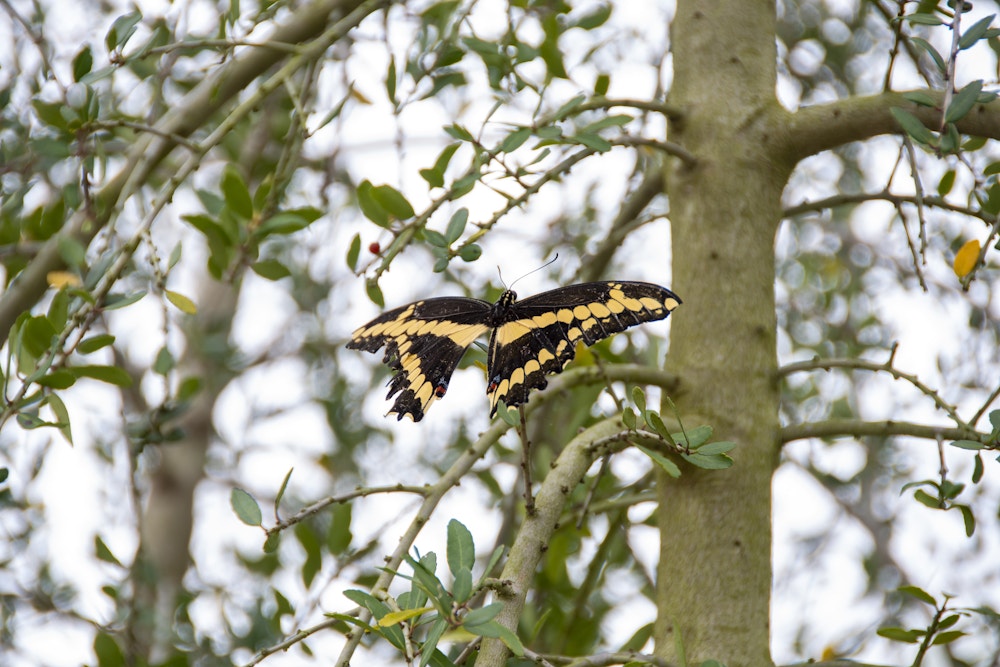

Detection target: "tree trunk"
[657, 2, 790, 666]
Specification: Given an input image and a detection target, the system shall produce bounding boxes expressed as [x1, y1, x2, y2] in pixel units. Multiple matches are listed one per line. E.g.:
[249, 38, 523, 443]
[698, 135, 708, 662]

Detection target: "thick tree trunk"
[657, 2, 790, 666]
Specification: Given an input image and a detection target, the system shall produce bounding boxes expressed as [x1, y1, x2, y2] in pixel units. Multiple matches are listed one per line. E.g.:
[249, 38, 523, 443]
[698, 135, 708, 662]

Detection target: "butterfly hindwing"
[347, 297, 492, 421]
[486, 281, 681, 415]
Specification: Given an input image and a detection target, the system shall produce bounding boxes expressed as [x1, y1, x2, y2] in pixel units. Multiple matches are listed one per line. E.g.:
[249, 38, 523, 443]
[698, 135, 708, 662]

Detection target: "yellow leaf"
[165, 290, 198, 314]
[47, 271, 81, 288]
[954, 239, 981, 278]
[378, 606, 433, 627]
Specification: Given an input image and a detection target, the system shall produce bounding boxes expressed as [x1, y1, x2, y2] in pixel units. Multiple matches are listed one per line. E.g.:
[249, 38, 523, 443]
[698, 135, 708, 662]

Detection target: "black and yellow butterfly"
[347, 281, 681, 421]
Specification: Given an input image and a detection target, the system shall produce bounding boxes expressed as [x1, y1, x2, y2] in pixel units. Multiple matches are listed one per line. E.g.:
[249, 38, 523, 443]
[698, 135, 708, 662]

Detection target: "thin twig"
[778, 345, 968, 429]
[518, 404, 536, 515]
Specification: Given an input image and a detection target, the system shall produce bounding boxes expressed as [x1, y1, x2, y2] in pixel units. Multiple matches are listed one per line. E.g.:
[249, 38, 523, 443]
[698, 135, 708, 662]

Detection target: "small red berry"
[368, 242, 381, 254]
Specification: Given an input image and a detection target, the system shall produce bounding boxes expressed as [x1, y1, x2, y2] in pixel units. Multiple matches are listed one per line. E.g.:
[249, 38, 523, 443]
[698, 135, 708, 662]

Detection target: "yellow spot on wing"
[639, 296, 664, 311]
[605, 298, 625, 314]
[448, 324, 489, 347]
[537, 348, 556, 365]
[573, 305, 591, 319]
[588, 302, 611, 318]
[496, 321, 533, 345]
[524, 359, 541, 374]
[556, 309, 574, 323]
[510, 368, 525, 387]
[533, 312, 558, 327]
[415, 381, 434, 405]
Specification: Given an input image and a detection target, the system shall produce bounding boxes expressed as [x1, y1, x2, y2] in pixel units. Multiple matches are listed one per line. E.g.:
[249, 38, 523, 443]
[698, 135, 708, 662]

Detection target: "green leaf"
[221, 165, 254, 219]
[898, 585, 936, 605]
[462, 602, 502, 628]
[458, 244, 482, 262]
[71, 365, 133, 387]
[22, 315, 57, 358]
[904, 12, 943, 26]
[890, 107, 936, 145]
[366, 280, 385, 307]
[73, 46, 94, 82]
[575, 3, 612, 29]
[594, 73, 610, 96]
[231, 488, 263, 526]
[937, 169, 956, 196]
[295, 522, 322, 587]
[35, 370, 76, 389]
[631, 386, 647, 413]
[425, 229, 449, 247]
[959, 15, 995, 49]
[500, 127, 532, 153]
[445, 208, 468, 244]
[447, 519, 475, 574]
[58, 236, 87, 271]
[420, 618, 449, 667]
[932, 630, 967, 645]
[497, 402, 519, 426]
[950, 439, 984, 450]
[372, 185, 415, 220]
[957, 504, 975, 537]
[106, 10, 142, 51]
[444, 124, 474, 141]
[93, 631, 126, 667]
[913, 488, 941, 508]
[251, 259, 291, 281]
[903, 90, 938, 108]
[910, 38, 945, 72]
[694, 441, 736, 455]
[636, 444, 681, 478]
[553, 94, 586, 121]
[347, 233, 362, 271]
[681, 452, 735, 470]
[256, 212, 313, 237]
[165, 290, 197, 315]
[386, 56, 397, 105]
[675, 425, 713, 449]
[47, 393, 73, 444]
[95, 535, 123, 567]
[647, 411, 671, 441]
[103, 291, 146, 310]
[357, 181, 389, 227]
[946, 79, 983, 123]
[153, 347, 174, 376]
[973, 453, 984, 483]
[452, 568, 473, 603]
[877, 627, 922, 643]
[0, 468, 8, 484]
[327, 500, 353, 554]
[573, 133, 613, 152]
[622, 406, 637, 430]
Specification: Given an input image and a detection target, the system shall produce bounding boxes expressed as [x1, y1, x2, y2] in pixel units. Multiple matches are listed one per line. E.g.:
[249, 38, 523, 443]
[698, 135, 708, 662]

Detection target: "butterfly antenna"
[507, 253, 559, 292]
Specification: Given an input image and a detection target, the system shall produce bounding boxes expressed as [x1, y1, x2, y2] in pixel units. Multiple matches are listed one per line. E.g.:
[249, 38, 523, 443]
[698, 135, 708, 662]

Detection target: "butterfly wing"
[486, 281, 681, 415]
[348, 297, 492, 421]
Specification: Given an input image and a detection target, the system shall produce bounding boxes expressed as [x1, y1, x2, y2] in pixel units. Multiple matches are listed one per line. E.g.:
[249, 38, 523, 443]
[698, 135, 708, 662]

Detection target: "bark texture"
[657, 2, 790, 666]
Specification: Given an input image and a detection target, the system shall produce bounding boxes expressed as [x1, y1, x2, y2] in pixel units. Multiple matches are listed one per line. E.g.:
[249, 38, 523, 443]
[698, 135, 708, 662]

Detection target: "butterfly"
[347, 281, 681, 421]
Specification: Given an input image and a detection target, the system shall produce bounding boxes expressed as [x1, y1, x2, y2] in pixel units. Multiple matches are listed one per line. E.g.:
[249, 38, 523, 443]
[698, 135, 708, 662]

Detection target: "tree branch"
[776, 91, 1000, 164]
[781, 419, 988, 445]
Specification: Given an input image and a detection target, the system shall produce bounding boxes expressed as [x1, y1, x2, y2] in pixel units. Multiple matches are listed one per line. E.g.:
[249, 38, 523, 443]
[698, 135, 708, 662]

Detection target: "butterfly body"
[348, 281, 681, 421]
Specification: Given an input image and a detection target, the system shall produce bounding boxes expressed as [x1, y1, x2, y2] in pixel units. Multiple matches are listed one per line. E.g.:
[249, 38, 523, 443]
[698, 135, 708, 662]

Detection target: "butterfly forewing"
[347, 297, 492, 421]
[486, 282, 681, 415]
